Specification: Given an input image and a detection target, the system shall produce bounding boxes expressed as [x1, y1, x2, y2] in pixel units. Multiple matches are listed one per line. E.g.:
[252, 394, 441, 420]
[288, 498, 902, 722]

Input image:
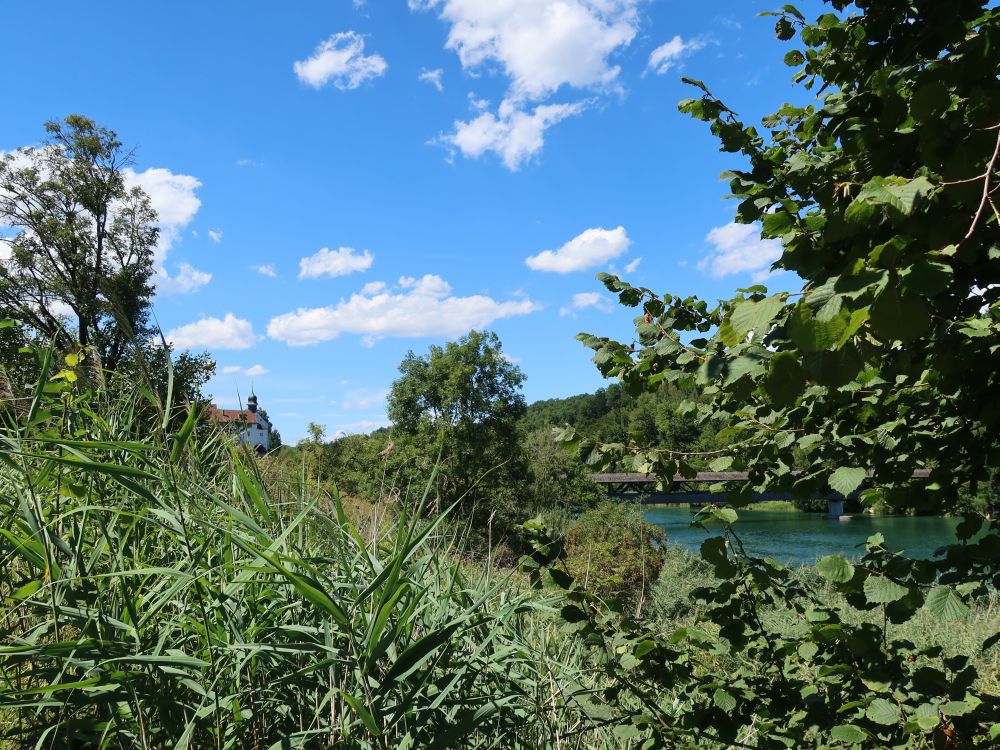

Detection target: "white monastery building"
[206, 392, 272, 455]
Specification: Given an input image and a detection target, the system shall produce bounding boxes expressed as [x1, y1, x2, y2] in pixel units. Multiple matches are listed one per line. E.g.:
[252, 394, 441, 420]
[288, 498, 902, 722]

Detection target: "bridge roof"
[588, 469, 931, 484]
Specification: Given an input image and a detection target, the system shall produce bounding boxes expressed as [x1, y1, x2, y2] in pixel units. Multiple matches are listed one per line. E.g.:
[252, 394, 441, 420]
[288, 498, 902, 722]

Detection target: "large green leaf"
[866, 698, 899, 726]
[830, 724, 867, 744]
[764, 351, 806, 407]
[817, 555, 854, 583]
[923, 586, 970, 620]
[788, 303, 849, 351]
[863, 575, 908, 604]
[828, 467, 867, 497]
[730, 294, 786, 339]
[870, 287, 931, 343]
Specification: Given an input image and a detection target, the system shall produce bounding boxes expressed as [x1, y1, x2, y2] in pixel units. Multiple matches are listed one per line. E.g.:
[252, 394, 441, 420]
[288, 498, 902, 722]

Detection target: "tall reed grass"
[0, 346, 616, 749]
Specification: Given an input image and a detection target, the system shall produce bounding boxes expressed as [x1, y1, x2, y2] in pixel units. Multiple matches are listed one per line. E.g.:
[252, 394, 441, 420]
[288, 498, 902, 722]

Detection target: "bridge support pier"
[824, 498, 845, 519]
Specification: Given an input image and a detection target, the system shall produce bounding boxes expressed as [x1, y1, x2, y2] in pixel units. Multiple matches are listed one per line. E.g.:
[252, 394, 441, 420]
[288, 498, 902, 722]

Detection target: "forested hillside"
[522, 383, 719, 458]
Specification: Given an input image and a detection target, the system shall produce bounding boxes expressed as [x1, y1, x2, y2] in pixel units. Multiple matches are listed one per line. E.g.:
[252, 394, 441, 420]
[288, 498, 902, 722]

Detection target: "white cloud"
[699, 222, 781, 281]
[125, 167, 201, 231]
[268, 274, 540, 346]
[559, 291, 613, 317]
[294, 32, 388, 90]
[414, 1, 638, 168]
[236, 158, 259, 167]
[526, 226, 630, 273]
[646, 35, 706, 75]
[208, 229, 223, 243]
[411, 0, 639, 101]
[442, 98, 586, 170]
[331, 418, 391, 438]
[252, 264, 277, 278]
[166, 313, 258, 350]
[222, 363, 270, 377]
[419, 68, 444, 91]
[623, 256, 642, 273]
[298, 247, 374, 279]
[155, 262, 212, 295]
[123, 166, 211, 294]
[337, 387, 389, 410]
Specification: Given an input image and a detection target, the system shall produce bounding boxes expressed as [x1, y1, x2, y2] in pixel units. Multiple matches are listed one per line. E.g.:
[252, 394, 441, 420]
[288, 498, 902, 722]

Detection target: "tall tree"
[388, 330, 528, 525]
[0, 115, 158, 371]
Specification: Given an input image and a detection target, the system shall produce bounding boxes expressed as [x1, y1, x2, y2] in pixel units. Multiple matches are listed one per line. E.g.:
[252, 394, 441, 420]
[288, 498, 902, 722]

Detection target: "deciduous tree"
[0, 115, 158, 371]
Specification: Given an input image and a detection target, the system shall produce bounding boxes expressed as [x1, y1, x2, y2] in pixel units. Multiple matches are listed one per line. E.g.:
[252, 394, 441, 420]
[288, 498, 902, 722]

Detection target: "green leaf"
[830, 724, 867, 744]
[863, 575, 908, 604]
[342, 693, 381, 736]
[383, 621, 462, 683]
[788, 303, 848, 351]
[901, 259, 952, 296]
[10, 580, 43, 601]
[870, 287, 931, 342]
[828, 467, 867, 496]
[817, 555, 855, 583]
[910, 81, 951, 121]
[713, 507, 738, 524]
[713, 688, 737, 711]
[764, 351, 806, 407]
[784, 49, 806, 66]
[730, 295, 786, 339]
[924, 586, 970, 620]
[797, 641, 819, 661]
[866, 698, 899, 726]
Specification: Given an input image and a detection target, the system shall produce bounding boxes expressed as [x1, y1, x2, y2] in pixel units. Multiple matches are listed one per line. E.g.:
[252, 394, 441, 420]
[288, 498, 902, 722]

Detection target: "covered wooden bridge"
[588, 470, 931, 518]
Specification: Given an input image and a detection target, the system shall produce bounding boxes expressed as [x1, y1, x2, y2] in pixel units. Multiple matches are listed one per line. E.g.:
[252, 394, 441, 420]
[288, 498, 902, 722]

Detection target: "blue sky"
[2, 0, 821, 442]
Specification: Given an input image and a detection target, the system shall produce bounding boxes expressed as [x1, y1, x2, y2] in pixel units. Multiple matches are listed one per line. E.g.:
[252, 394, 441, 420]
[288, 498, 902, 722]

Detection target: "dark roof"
[206, 406, 267, 426]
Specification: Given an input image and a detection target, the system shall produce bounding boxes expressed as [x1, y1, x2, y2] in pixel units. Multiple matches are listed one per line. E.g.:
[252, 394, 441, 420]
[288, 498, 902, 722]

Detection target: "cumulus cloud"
[268, 274, 540, 346]
[252, 263, 277, 277]
[441, 98, 586, 170]
[294, 32, 388, 90]
[298, 247, 374, 279]
[559, 291, 613, 317]
[646, 35, 706, 75]
[699, 222, 781, 281]
[419, 68, 444, 91]
[208, 229, 223, 243]
[414, 0, 639, 168]
[526, 226, 630, 273]
[223, 363, 270, 377]
[123, 166, 211, 294]
[166, 313, 258, 350]
[156, 262, 212, 295]
[623, 256, 642, 273]
[411, 0, 638, 101]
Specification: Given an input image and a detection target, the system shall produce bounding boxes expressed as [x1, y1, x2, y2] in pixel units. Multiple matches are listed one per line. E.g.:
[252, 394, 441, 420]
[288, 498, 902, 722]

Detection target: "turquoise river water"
[643, 508, 963, 566]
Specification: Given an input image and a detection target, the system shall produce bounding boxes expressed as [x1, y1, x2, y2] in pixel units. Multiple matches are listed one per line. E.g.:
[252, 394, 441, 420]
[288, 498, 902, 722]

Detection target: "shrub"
[563, 501, 665, 607]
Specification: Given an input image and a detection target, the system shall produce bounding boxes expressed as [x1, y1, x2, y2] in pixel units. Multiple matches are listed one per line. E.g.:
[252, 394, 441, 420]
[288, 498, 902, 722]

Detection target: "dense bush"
[563, 502, 665, 607]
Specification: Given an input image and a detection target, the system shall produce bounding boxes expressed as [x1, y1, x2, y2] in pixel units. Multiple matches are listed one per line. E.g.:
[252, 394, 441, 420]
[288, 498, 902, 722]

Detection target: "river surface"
[643, 508, 962, 566]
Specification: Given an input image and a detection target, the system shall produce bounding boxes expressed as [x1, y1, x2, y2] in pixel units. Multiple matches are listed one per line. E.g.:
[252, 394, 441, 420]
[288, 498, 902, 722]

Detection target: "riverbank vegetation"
[3, 0, 1000, 747]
